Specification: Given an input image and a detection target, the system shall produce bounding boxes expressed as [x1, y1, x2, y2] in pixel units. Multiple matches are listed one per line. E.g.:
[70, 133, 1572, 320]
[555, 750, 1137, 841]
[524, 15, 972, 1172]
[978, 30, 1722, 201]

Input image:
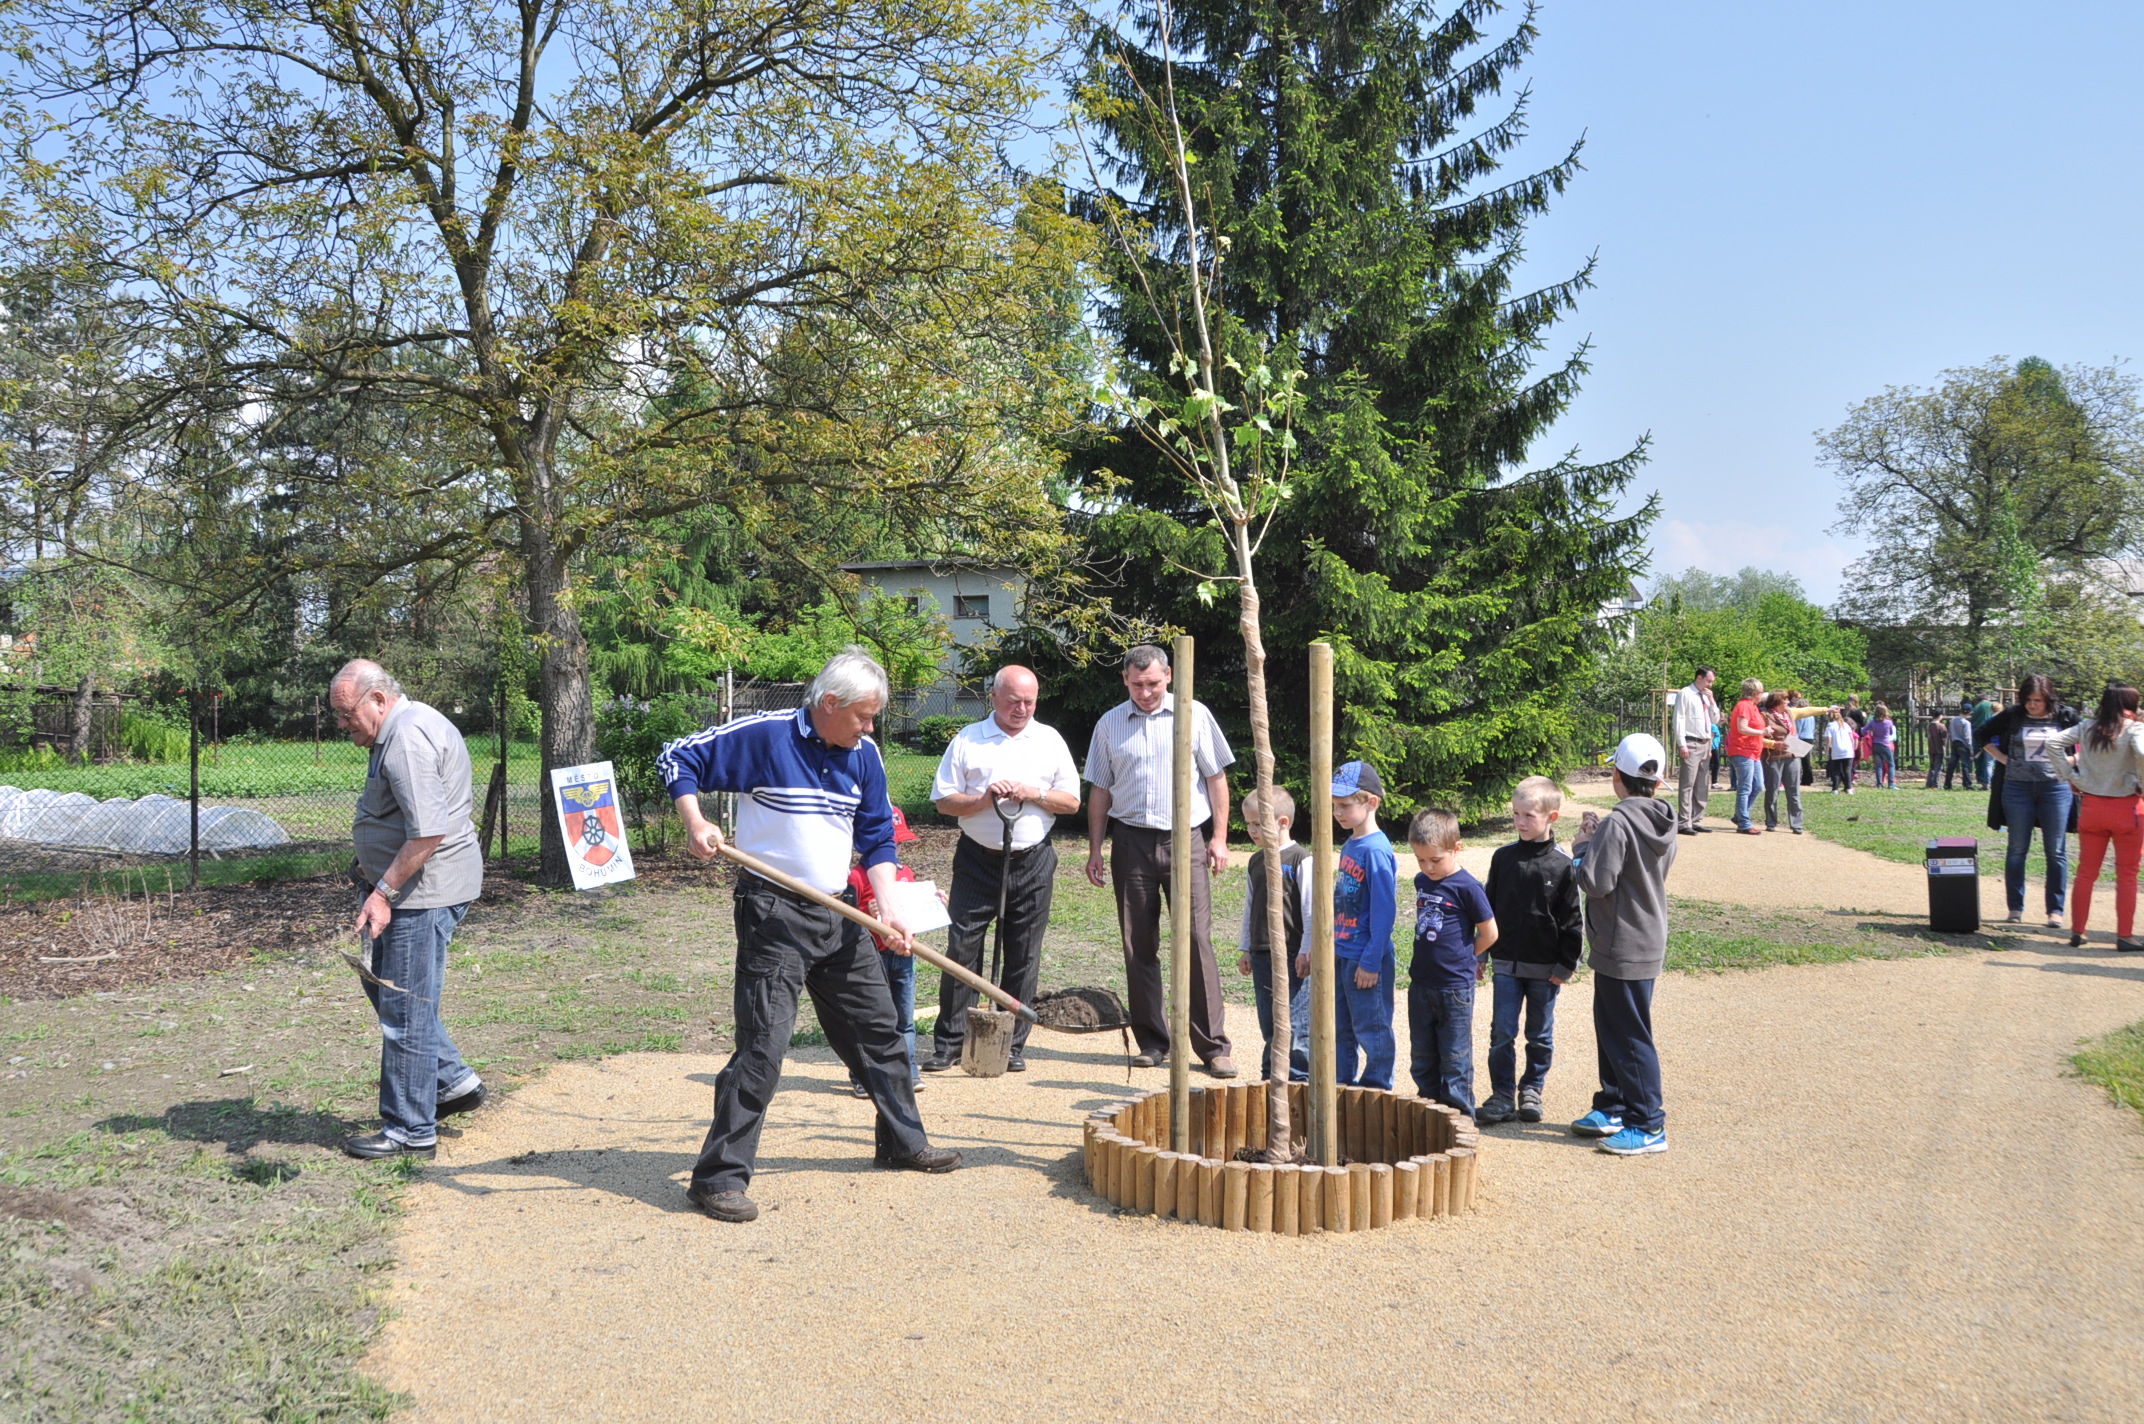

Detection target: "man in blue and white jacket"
[660, 648, 959, 1223]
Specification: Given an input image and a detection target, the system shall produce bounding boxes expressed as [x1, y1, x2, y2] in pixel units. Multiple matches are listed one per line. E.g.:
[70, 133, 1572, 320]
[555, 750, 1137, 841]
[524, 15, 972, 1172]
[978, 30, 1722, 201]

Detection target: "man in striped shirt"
[660, 648, 958, 1223]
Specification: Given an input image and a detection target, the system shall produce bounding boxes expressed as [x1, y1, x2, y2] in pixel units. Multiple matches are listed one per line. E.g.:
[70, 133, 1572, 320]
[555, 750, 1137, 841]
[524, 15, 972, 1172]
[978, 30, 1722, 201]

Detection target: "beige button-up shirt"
[1082, 694, 1234, 831]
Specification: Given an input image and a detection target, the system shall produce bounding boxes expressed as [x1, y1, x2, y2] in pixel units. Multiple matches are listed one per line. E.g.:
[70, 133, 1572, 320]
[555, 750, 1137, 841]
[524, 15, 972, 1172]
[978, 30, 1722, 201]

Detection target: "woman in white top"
[2053, 683, 2144, 951]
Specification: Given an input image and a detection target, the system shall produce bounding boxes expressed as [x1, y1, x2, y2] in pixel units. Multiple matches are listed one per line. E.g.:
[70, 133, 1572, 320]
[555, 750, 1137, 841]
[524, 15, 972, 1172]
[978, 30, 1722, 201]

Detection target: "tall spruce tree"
[1072, 0, 1655, 809]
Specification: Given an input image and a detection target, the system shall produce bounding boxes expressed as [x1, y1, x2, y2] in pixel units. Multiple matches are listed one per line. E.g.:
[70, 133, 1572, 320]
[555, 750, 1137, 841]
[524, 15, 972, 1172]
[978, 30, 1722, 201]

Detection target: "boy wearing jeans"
[1237, 786, 1313, 1081]
[1406, 808, 1499, 1115]
[1570, 733, 1679, 1156]
[1329, 761, 1398, 1090]
[1476, 777, 1582, 1126]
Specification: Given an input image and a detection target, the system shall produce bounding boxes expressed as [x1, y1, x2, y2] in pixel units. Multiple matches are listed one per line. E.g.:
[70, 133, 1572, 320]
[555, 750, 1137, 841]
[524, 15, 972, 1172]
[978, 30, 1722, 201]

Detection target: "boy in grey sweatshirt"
[1570, 733, 1679, 1155]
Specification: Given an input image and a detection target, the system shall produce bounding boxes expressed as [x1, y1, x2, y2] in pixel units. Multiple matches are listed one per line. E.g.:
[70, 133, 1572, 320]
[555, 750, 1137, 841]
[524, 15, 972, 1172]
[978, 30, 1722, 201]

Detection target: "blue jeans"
[2001, 776, 2071, 915]
[1729, 755, 1762, 829]
[1592, 974, 1663, 1133]
[1873, 745, 1896, 788]
[1407, 977, 1476, 1113]
[1942, 744, 1973, 789]
[1488, 973, 1559, 1101]
[852, 946, 917, 1085]
[1334, 957, 1395, 1090]
[1247, 943, 1310, 1082]
[1978, 749, 1996, 789]
[362, 902, 478, 1147]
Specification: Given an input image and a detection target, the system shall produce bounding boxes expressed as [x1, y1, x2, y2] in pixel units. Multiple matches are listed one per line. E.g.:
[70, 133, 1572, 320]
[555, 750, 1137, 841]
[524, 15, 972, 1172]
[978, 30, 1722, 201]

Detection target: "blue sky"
[1500, 1, 2144, 603]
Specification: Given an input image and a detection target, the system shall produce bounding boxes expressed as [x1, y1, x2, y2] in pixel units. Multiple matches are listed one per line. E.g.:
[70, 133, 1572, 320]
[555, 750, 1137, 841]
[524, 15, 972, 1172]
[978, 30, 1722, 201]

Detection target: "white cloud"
[1654, 520, 1857, 604]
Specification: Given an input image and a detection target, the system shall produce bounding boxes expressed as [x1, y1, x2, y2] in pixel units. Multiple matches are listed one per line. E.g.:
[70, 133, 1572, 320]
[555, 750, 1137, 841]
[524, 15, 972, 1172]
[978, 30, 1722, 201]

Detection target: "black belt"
[963, 835, 1049, 860]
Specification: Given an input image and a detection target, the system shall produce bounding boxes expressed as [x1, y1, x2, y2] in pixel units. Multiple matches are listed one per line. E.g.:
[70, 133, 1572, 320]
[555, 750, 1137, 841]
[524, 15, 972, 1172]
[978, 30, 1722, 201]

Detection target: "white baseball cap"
[1612, 732, 1667, 780]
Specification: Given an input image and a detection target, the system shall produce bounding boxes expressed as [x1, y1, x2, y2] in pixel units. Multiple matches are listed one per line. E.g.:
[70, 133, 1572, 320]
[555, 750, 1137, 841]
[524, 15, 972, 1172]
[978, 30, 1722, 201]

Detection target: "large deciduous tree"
[5, 0, 1079, 881]
[1823, 357, 2144, 690]
[1069, 0, 1653, 813]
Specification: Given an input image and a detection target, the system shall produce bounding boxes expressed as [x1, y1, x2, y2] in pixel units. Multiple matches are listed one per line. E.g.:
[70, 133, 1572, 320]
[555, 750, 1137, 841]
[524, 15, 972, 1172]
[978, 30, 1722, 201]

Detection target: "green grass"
[1662, 897, 2017, 972]
[0, 736, 546, 799]
[1795, 779, 2128, 893]
[2072, 1020, 2144, 1123]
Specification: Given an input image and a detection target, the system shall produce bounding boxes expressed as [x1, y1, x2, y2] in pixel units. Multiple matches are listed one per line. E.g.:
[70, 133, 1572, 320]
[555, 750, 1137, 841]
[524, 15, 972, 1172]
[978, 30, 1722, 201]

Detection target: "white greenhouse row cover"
[0, 787, 293, 854]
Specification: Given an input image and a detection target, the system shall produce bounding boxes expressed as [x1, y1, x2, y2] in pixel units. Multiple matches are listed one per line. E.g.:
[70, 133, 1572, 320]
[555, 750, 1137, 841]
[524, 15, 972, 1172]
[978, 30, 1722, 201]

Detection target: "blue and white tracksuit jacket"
[658, 707, 897, 895]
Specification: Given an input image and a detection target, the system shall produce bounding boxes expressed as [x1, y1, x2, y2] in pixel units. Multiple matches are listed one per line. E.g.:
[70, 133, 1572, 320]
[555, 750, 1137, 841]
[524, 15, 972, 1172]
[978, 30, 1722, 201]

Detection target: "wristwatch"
[374, 880, 408, 906]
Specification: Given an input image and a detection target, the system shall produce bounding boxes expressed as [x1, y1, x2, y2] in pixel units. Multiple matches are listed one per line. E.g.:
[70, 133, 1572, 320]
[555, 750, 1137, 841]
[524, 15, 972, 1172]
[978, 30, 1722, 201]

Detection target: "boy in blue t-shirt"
[1326, 760, 1399, 1089]
[1406, 807, 1499, 1114]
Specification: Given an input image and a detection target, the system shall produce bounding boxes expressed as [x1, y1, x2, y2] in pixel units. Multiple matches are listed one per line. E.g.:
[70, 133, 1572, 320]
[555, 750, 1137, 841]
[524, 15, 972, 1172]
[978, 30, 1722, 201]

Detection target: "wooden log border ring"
[1080, 1082, 1482, 1233]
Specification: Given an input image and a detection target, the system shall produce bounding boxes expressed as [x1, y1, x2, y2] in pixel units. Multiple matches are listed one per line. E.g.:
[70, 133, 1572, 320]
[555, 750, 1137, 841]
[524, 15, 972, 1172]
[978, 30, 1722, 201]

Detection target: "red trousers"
[2071, 792, 2144, 938]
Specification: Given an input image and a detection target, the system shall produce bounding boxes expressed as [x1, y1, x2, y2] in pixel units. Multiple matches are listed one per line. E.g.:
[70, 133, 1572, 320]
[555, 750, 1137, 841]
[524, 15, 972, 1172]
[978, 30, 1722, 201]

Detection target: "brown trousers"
[1109, 822, 1232, 1062]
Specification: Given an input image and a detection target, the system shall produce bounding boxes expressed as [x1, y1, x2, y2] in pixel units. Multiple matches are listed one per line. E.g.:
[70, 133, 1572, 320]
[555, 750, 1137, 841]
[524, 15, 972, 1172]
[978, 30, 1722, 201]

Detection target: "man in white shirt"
[1083, 644, 1238, 1076]
[1671, 666, 1719, 835]
[922, 666, 1081, 1073]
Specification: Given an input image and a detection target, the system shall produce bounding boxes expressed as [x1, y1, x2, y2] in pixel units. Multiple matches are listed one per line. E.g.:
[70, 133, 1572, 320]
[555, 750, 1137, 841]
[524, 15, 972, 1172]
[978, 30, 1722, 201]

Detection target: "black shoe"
[1690, 825, 1712, 834]
[2071, 932, 2087, 948]
[437, 1081, 488, 1118]
[876, 1146, 961, 1173]
[342, 1132, 434, 1161]
[2118, 938, 2144, 954]
[1678, 827, 1696, 836]
[687, 1185, 759, 1222]
[1130, 1050, 1166, 1068]
[1475, 1097, 1516, 1125]
[920, 1051, 961, 1073]
[1006, 1054, 1027, 1072]
[849, 1080, 872, 1098]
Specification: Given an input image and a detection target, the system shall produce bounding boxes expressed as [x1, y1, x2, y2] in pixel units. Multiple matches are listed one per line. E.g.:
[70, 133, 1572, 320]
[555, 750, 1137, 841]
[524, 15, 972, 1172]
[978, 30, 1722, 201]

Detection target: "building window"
[954, 594, 990, 620]
[901, 595, 921, 615]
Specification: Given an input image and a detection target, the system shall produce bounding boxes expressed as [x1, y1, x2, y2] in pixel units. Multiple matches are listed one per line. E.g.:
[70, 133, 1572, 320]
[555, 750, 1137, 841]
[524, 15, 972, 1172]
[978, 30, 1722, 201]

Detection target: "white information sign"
[548, 760, 637, 891]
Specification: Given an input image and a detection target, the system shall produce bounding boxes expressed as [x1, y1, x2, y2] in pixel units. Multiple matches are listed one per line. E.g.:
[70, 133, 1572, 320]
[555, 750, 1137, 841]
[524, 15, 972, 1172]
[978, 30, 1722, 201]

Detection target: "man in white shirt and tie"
[921, 665, 1081, 1074]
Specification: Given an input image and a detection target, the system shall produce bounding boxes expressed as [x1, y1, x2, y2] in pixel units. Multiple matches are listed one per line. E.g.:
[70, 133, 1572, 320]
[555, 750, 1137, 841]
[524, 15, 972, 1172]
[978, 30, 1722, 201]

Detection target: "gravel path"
[366, 941, 2144, 1421]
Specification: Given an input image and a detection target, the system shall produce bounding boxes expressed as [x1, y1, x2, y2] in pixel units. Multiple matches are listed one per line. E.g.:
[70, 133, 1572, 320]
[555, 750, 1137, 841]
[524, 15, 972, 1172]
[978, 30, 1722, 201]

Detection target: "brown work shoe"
[686, 1186, 760, 1223]
[1204, 1055, 1239, 1079]
[876, 1145, 961, 1173]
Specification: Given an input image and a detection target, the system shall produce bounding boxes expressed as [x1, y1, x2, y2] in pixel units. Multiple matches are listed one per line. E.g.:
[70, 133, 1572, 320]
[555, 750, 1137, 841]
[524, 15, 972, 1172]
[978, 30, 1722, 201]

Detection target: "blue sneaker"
[1598, 1126, 1668, 1156]
[1571, 1109, 1622, 1138]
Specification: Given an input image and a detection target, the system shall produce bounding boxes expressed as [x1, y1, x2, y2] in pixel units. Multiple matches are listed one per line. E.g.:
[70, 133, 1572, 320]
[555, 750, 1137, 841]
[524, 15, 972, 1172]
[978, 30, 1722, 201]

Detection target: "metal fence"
[1575, 691, 1945, 772]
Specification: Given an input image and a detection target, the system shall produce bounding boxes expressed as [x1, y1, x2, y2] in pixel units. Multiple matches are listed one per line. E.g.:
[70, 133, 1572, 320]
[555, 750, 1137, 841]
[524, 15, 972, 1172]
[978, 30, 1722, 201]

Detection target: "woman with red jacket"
[1724, 677, 1769, 835]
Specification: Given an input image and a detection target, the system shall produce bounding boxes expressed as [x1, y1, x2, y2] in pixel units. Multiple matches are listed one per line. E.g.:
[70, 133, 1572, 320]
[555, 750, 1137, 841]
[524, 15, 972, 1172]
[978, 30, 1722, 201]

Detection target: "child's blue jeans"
[1487, 972, 1559, 1102]
[1247, 945, 1310, 1082]
[1407, 977, 1476, 1114]
[1334, 957, 1395, 1091]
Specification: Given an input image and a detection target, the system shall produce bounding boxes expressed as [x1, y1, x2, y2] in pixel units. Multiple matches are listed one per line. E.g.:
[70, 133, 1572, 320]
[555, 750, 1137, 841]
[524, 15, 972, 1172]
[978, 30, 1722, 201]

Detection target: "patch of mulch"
[0, 866, 536, 1001]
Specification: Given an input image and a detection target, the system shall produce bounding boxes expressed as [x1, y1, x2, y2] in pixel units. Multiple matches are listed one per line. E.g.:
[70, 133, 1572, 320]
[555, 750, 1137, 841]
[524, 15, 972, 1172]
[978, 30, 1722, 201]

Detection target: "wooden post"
[1204, 1086, 1227, 1162]
[1349, 1162, 1372, 1228]
[1177, 1154, 1201, 1222]
[1245, 1080, 1268, 1152]
[1430, 1153, 1451, 1217]
[1369, 1163, 1394, 1228]
[1379, 1095, 1400, 1165]
[1326, 1166, 1352, 1233]
[1450, 1146, 1476, 1213]
[1134, 1146, 1160, 1213]
[1294, 1166, 1320, 1234]
[1393, 1159, 1420, 1221]
[1154, 1152, 1181, 1219]
[1199, 1159, 1223, 1226]
[1188, 1086, 1206, 1158]
[1273, 1164, 1298, 1235]
[1309, 641, 1338, 1166]
[1170, 635, 1195, 1153]
[1223, 1161, 1251, 1230]
[1248, 1163, 1275, 1233]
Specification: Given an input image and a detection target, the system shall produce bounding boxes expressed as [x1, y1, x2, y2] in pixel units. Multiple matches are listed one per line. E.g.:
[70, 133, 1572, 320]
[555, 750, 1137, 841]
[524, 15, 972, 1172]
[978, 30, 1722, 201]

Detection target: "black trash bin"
[1926, 837, 1981, 933]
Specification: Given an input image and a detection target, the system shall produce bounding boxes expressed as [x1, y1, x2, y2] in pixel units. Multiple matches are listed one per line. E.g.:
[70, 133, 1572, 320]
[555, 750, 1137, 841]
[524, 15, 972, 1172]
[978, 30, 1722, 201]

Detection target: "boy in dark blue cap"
[1327, 760, 1399, 1090]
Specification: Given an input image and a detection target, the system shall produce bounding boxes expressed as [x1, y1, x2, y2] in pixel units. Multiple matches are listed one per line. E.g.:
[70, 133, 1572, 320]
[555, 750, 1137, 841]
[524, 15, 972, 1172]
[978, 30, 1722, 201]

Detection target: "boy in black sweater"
[1476, 776, 1584, 1125]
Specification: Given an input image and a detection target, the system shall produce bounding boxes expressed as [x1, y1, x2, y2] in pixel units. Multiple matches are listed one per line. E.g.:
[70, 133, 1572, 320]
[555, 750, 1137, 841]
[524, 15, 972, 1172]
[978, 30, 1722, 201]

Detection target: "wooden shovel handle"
[716, 842, 1037, 1026]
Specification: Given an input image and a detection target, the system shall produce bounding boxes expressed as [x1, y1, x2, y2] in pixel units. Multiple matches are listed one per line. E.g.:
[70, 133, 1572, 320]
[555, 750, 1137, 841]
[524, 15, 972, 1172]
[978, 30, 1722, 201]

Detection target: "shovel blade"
[960, 1006, 1015, 1077]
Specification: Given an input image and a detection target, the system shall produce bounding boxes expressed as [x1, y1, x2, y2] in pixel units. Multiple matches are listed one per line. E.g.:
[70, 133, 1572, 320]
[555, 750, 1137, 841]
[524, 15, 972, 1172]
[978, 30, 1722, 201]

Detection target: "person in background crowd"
[1868, 703, 1898, 789]
[1972, 693, 1999, 788]
[1978, 674, 2077, 928]
[924, 665, 1080, 1075]
[2052, 684, 2144, 953]
[1084, 644, 1238, 1077]
[1926, 709, 1950, 789]
[1760, 691, 1804, 834]
[1671, 665, 1719, 835]
[1824, 707, 1858, 793]
[1725, 678, 1768, 834]
[1709, 714, 1724, 791]
[1794, 694, 1818, 787]
[1943, 704, 1975, 789]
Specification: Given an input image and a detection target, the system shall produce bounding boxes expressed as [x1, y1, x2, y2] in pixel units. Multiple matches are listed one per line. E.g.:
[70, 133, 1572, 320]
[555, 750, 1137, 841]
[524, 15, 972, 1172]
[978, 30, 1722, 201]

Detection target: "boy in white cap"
[1570, 732, 1679, 1155]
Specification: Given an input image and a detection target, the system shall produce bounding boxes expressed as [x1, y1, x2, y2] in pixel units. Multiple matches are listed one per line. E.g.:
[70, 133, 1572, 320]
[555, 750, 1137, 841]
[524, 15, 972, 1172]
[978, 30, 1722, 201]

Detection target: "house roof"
[841, 560, 1019, 574]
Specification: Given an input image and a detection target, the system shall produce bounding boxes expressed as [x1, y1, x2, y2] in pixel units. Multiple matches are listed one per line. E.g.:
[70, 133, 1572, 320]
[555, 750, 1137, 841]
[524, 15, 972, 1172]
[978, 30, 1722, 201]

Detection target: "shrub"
[912, 715, 968, 755]
[595, 695, 715, 830]
[121, 710, 191, 763]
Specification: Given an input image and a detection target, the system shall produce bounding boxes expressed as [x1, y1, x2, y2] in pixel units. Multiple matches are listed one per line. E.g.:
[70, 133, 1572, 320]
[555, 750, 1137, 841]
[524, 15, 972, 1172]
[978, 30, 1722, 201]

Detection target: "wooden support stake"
[1431, 1153, 1451, 1217]
[1134, 1146, 1160, 1213]
[1264, 1164, 1289, 1234]
[1223, 1161, 1251, 1231]
[1152, 1090, 1171, 1148]
[1449, 1146, 1476, 1212]
[1247, 1163, 1275, 1233]
[1327, 1166, 1352, 1233]
[1188, 1087, 1206, 1159]
[1297, 1164, 1323, 1234]
[1345, 1088, 1367, 1165]
[1309, 641, 1339, 1166]
[1097, 1136, 1119, 1204]
[1289, 1081, 1307, 1128]
[1223, 1085, 1244, 1159]
[1369, 1163, 1393, 1228]
[1349, 1162, 1371, 1229]
[1178, 1152, 1202, 1222]
[1170, 635, 1195, 1151]
[1393, 1159, 1420, 1221]
[1200, 1159, 1224, 1226]
[1246, 1080, 1268, 1152]
[1154, 1152, 1180, 1219]
[1379, 1095, 1400, 1165]
[1083, 1122, 1100, 1185]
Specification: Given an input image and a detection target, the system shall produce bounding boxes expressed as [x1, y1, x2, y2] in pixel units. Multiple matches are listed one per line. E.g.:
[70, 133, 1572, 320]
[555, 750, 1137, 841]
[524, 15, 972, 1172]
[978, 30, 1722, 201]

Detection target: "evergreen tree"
[1071, 0, 1654, 810]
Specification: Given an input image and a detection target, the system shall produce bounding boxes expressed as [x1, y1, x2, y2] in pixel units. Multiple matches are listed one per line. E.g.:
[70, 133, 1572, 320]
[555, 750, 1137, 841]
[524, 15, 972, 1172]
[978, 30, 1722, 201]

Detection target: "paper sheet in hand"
[879, 880, 951, 934]
[1785, 735, 1814, 758]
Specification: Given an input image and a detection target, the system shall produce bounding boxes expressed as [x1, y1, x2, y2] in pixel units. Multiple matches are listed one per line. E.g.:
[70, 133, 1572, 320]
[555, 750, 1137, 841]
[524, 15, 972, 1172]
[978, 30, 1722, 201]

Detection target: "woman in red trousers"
[2057, 684, 2144, 952]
